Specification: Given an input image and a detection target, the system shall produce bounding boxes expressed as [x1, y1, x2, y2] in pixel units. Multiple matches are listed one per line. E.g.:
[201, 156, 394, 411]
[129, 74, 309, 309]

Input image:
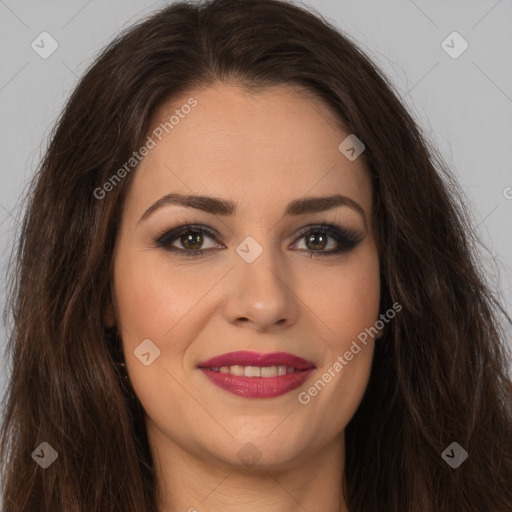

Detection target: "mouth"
[197, 351, 316, 398]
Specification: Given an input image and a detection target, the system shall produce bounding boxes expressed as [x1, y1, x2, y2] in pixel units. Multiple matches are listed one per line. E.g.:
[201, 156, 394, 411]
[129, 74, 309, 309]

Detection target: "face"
[110, 81, 380, 470]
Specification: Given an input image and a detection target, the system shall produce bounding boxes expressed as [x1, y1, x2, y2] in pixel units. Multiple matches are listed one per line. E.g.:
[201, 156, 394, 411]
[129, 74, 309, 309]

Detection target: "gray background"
[1, 0, 511, 408]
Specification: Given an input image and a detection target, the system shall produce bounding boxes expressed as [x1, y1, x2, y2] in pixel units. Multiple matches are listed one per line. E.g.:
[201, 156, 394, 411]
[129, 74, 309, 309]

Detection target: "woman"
[1, 0, 511, 510]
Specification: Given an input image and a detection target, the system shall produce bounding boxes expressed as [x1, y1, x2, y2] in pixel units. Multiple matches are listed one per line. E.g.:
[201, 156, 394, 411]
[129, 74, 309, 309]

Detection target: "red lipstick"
[197, 351, 316, 399]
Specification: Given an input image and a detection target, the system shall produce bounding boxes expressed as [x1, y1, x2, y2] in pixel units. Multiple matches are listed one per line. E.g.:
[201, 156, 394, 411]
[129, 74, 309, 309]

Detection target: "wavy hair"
[1, 0, 512, 510]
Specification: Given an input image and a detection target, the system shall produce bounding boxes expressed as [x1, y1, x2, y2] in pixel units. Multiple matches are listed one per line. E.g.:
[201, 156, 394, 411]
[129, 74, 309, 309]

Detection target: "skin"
[108, 81, 381, 512]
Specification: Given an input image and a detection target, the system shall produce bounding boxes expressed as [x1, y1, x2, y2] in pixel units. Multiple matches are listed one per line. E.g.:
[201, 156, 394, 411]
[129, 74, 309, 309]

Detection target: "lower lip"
[199, 368, 315, 398]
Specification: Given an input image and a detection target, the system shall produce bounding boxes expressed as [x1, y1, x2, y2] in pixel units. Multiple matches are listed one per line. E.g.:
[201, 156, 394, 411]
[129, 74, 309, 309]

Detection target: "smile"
[197, 351, 316, 398]
[208, 365, 297, 377]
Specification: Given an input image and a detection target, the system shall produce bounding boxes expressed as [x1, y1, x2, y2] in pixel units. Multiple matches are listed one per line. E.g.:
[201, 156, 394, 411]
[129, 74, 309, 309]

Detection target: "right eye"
[154, 224, 223, 257]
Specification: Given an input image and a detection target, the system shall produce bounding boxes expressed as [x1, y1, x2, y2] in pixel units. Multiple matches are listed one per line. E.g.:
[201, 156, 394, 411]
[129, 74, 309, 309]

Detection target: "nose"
[222, 243, 300, 332]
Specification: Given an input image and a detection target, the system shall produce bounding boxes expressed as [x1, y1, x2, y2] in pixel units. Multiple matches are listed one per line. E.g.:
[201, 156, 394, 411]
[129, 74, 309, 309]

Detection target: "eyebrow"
[138, 192, 367, 227]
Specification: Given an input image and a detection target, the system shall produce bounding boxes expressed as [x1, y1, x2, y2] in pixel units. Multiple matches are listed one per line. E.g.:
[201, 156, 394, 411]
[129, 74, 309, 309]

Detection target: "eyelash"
[153, 222, 363, 259]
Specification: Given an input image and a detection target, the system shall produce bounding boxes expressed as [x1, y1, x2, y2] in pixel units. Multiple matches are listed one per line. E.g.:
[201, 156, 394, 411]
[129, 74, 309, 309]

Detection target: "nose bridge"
[235, 229, 288, 295]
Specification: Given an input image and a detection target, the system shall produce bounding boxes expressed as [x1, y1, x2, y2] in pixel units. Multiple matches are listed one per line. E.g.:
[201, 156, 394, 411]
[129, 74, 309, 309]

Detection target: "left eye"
[154, 223, 363, 258]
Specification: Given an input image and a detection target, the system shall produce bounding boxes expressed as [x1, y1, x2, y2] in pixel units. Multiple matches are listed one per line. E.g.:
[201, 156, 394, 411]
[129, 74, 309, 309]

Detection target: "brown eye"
[154, 222, 363, 258]
[292, 224, 363, 257]
[179, 231, 204, 251]
[304, 231, 329, 251]
[155, 225, 220, 257]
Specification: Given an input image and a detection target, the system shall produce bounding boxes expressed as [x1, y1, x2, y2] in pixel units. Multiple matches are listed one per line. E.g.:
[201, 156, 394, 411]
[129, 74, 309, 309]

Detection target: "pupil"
[183, 232, 202, 250]
[307, 232, 326, 250]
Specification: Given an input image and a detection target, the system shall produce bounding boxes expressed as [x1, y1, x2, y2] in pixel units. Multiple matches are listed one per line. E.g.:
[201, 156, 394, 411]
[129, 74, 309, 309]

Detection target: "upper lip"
[197, 351, 316, 370]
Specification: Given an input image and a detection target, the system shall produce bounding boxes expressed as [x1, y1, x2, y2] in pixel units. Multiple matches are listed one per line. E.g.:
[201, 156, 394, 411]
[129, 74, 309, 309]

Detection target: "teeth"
[261, 366, 277, 377]
[244, 366, 261, 377]
[208, 365, 297, 377]
[230, 365, 244, 376]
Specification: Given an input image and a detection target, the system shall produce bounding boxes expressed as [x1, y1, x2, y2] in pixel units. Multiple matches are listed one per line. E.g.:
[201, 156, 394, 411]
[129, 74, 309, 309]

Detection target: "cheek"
[112, 252, 198, 425]
[295, 252, 379, 427]
[113, 251, 202, 341]
[112, 248, 223, 394]
[303, 250, 380, 346]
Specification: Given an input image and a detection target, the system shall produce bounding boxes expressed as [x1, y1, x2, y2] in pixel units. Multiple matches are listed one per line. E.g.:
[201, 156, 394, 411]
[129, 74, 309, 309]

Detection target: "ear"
[103, 300, 116, 328]
[375, 324, 385, 340]
[103, 284, 117, 328]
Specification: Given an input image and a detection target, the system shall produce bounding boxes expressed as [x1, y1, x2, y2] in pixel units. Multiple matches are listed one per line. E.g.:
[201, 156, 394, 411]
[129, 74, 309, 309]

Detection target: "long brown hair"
[2, 0, 511, 510]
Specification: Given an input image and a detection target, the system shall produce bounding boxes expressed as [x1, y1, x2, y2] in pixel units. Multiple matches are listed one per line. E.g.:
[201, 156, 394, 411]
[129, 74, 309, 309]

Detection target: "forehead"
[124, 81, 372, 222]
